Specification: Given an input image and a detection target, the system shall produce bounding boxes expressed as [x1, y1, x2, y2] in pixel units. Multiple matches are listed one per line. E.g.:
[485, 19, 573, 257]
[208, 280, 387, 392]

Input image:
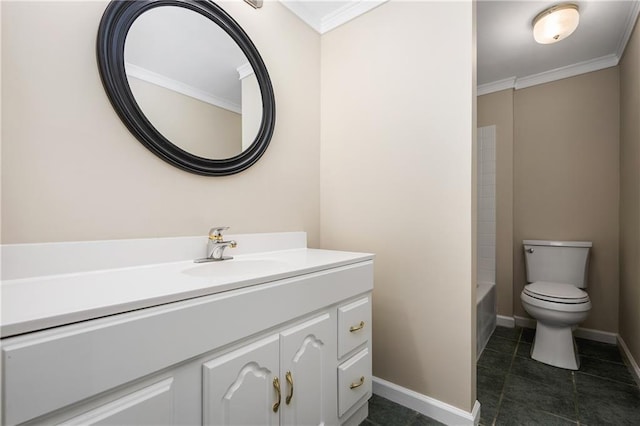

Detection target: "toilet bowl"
[521, 281, 591, 370]
[522, 240, 592, 370]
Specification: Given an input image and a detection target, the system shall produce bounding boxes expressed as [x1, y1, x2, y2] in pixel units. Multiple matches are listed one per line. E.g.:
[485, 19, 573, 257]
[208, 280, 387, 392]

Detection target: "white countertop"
[1, 248, 373, 338]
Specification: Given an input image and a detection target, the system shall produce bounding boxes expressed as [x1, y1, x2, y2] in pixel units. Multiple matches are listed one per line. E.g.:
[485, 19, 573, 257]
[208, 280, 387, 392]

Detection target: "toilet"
[520, 240, 592, 370]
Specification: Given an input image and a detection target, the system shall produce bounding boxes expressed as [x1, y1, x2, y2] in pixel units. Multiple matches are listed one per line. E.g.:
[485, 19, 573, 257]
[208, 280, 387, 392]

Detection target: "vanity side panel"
[2, 261, 373, 425]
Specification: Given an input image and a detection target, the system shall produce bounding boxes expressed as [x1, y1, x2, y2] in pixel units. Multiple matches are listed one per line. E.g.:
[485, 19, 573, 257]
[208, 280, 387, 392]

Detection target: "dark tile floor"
[360, 326, 640, 425]
[360, 394, 445, 426]
[478, 326, 640, 425]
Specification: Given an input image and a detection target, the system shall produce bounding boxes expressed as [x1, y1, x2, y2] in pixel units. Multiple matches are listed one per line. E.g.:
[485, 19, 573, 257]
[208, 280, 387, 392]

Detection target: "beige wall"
[477, 89, 514, 317]
[1, 0, 321, 245]
[619, 19, 640, 365]
[128, 77, 242, 159]
[241, 72, 262, 151]
[321, 1, 476, 412]
[513, 68, 620, 332]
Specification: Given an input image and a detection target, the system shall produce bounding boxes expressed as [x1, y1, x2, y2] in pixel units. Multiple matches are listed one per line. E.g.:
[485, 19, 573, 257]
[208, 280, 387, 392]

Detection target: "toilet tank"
[523, 240, 592, 288]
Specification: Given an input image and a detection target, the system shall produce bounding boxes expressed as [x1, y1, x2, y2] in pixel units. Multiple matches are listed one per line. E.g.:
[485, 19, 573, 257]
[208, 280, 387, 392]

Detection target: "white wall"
[1, 0, 321, 245]
[320, 1, 476, 412]
[619, 16, 640, 370]
[241, 72, 262, 150]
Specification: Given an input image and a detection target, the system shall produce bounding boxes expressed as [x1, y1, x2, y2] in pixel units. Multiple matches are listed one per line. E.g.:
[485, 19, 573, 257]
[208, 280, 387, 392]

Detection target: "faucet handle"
[208, 226, 230, 241]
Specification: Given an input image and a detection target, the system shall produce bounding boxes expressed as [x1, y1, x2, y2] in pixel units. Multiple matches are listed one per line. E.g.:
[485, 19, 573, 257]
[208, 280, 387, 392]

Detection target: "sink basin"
[182, 258, 290, 278]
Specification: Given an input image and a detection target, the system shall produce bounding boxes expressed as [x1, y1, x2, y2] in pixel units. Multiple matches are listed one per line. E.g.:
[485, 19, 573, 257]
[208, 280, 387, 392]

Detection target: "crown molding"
[320, 1, 388, 33]
[617, 0, 640, 59]
[280, 0, 388, 34]
[515, 54, 619, 90]
[477, 77, 516, 96]
[478, 54, 619, 96]
[125, 63, 241, 114]
[280, 1, 322, 33]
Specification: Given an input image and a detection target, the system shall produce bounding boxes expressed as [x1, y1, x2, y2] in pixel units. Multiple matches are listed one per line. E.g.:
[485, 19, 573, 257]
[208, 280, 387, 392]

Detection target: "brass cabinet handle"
[285, 371, 294, 405]
[273, 377, 281, 412]
[349, 321, 365, 333]
[350, 376, 365, 389]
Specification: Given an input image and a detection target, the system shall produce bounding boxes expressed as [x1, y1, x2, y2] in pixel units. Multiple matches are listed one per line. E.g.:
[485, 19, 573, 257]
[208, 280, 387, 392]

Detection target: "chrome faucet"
[194, 226, 237, 263]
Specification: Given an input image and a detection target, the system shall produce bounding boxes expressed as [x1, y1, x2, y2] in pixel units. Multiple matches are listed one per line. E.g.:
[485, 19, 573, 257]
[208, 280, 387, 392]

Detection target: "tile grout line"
[571, 370, 582, 426]
[491, 327, 522, 426]
[576, 369, 640, 387]
[581, 353, 626, 366]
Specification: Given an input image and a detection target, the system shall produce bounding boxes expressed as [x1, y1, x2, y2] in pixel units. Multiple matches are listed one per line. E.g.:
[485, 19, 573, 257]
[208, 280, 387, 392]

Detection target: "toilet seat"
[524, 281, 589, 304]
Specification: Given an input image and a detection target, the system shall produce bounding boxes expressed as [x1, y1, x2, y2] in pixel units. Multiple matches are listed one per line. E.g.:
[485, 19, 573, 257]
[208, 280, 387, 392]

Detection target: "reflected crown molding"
[237, 62, 255, 80]
[125, 62, 241, 114]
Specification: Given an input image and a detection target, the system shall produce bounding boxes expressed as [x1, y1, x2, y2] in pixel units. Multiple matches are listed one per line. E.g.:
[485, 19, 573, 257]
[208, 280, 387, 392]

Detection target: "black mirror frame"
[97, 0, 275, 176]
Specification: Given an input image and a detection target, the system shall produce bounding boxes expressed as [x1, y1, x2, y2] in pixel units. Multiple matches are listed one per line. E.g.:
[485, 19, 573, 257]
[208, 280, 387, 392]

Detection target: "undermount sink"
[181, 258, 289, 278]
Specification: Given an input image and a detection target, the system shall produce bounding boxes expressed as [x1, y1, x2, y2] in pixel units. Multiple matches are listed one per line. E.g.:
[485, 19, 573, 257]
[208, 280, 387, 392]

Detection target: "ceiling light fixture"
[532, 3, 580, 44]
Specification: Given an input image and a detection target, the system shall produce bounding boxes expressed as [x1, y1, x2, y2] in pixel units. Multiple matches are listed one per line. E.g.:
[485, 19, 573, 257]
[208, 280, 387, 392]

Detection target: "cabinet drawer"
[337, 295, 371, 358]
[60, 378, 174, 425]
[337, 348, 371, 417]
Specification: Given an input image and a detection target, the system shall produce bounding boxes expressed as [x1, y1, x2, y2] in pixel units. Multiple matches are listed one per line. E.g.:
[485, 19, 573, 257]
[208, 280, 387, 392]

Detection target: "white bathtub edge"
[476, 281, 495, 302]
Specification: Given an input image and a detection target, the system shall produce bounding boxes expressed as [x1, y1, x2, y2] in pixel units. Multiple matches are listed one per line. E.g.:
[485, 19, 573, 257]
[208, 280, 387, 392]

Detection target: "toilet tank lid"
[523, 240, 592, 248]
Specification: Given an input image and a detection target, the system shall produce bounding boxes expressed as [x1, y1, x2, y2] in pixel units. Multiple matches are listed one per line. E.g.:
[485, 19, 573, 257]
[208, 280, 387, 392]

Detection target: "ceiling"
[476, 0, 640, 93]
[123, 1, 640, 107]
[125, 5, 250, 113]
[282, 0, 640, 95]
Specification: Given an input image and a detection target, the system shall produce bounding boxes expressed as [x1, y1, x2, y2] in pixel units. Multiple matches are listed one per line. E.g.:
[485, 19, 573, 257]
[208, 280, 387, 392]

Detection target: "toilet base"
[531, 322, 580, 370]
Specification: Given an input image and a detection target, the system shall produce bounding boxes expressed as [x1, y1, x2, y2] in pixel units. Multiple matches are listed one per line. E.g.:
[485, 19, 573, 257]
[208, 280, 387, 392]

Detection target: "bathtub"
[477, 281, 496, 359]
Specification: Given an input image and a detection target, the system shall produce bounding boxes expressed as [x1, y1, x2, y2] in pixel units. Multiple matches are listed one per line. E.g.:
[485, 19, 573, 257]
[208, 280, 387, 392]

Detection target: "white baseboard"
[513, 315, 536, 329]
[372, 376, 480, 426]
[574, 327, 618, 344]
[496, 315, 515, 328]
[618, 335, 640, 387]
[511, 315, 618, 344]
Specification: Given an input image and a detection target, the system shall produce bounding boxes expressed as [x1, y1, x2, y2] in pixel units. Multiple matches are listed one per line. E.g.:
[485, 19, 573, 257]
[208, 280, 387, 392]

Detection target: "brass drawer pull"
[273, 377, 281, 412]
[349, 321, 365, 333]
[350, 376, 365, 389]
[285, 371, 294, 405]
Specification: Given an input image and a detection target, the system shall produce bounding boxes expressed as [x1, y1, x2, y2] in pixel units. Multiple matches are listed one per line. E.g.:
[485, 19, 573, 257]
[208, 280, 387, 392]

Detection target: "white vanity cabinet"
[1, 255, 373, 426]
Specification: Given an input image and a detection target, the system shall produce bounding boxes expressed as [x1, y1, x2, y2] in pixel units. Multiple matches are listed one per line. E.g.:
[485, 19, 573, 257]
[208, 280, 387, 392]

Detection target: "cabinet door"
[203, 335, 280, 426]
[279, 313, 335, 426]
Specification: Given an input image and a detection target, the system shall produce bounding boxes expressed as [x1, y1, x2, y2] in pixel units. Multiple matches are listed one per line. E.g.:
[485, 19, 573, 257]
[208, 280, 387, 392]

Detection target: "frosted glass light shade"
[533, 4, 580, 44]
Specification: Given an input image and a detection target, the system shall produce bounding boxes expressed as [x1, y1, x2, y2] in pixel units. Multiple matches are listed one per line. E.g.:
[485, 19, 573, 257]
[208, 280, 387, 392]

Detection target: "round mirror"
[97, 0, 275, 176]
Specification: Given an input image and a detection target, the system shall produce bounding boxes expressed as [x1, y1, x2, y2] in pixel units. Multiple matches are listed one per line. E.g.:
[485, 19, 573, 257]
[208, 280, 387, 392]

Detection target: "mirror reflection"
[124, 6, 262, 159]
